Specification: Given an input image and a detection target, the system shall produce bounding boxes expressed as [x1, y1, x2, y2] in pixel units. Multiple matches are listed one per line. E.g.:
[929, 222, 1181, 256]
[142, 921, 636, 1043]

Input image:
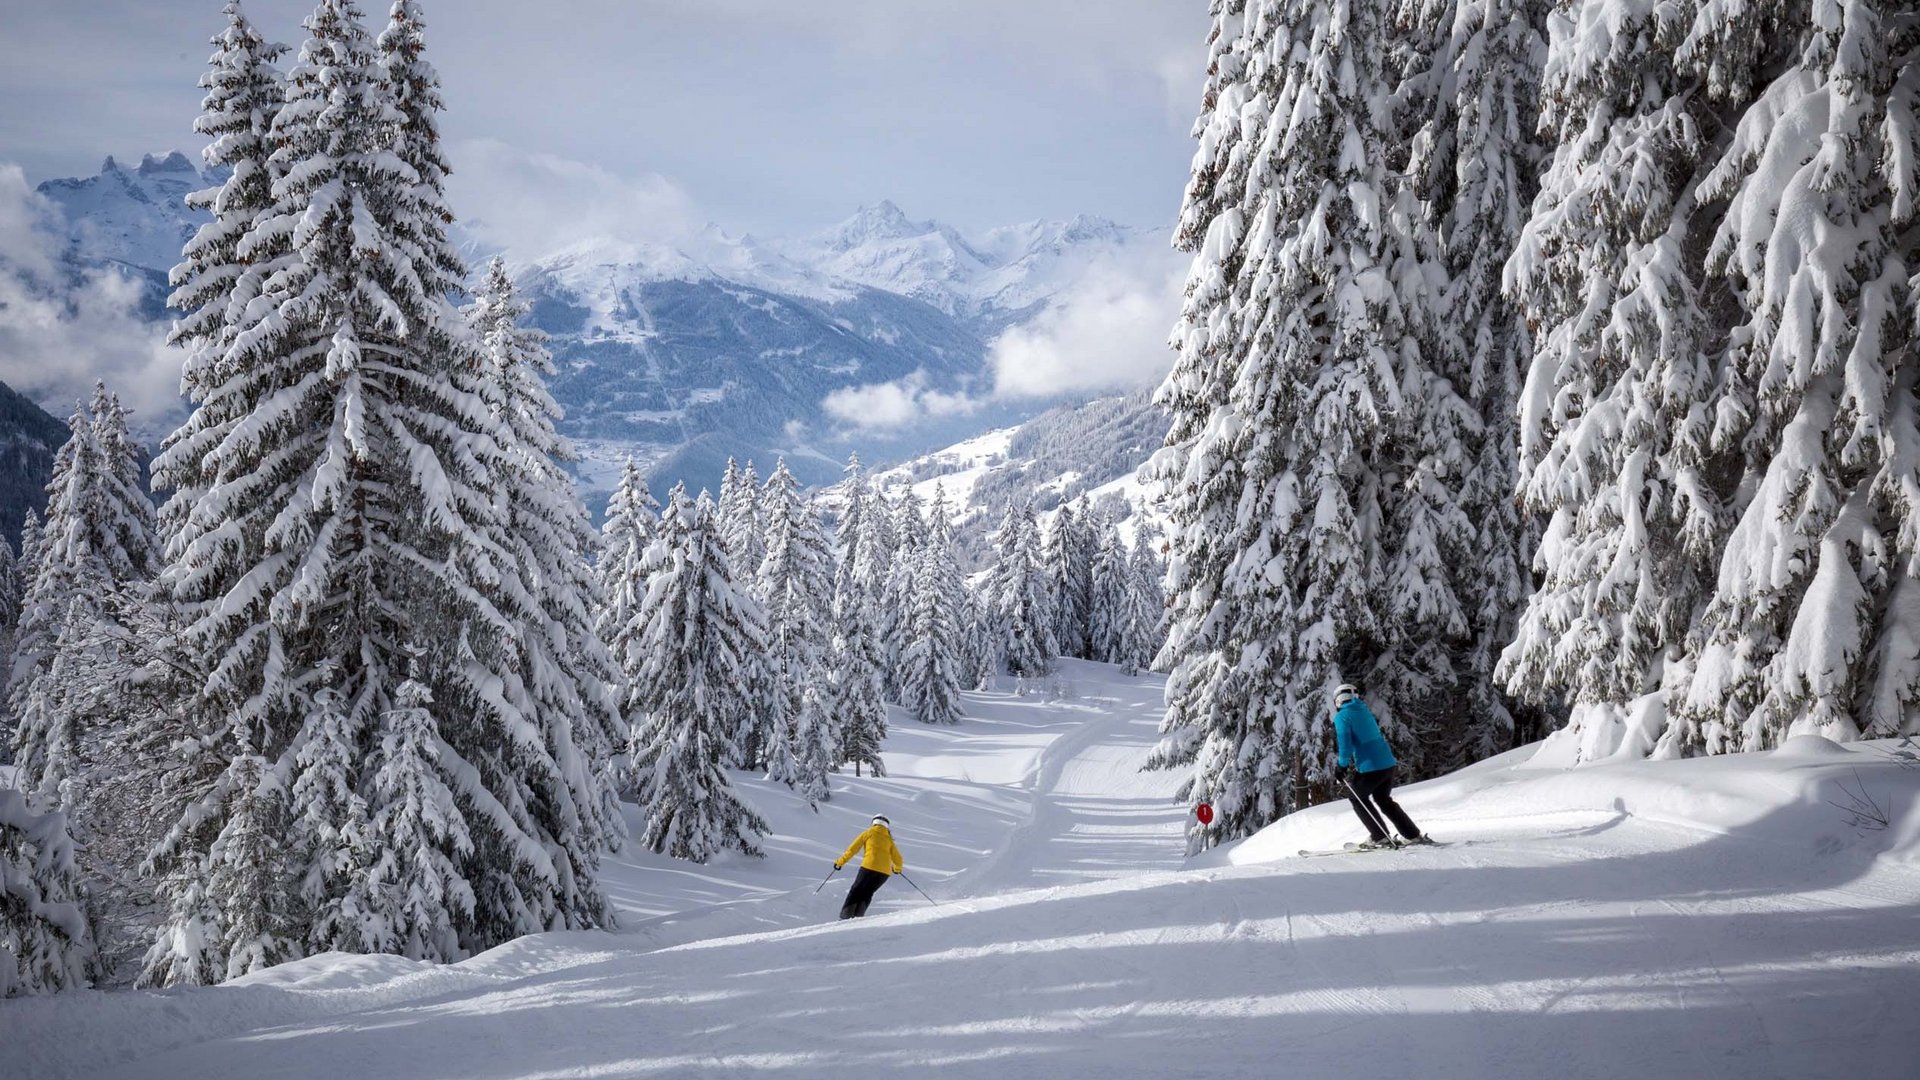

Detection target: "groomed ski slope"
[5, 659, 1919, 1079]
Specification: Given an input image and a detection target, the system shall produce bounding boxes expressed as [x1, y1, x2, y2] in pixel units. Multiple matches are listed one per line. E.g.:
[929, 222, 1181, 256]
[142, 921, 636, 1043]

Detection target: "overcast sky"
[0, 0, 1206, 236]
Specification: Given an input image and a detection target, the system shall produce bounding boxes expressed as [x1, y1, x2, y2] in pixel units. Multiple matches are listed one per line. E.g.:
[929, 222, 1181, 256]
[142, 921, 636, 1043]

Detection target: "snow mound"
[226, 952, 431, 991]
[1771, 733, 1854, 759]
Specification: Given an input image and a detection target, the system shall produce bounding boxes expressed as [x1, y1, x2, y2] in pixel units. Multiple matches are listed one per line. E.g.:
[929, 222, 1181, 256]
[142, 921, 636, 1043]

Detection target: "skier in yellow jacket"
[834, 814, 904, 919]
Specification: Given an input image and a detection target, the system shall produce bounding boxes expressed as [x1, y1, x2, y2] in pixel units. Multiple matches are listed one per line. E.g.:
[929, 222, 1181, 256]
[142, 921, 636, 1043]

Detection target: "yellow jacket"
[837, 824, 903, 874]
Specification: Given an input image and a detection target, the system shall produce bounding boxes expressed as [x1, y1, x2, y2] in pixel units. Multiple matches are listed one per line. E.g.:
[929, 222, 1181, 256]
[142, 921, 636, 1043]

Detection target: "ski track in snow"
[4, 660, 1919, 1079]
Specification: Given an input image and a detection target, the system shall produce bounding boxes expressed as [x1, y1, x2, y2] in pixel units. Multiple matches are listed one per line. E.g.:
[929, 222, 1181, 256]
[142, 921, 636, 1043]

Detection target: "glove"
[1333, 765, 1349, 783]
[833, 861, 843, 871]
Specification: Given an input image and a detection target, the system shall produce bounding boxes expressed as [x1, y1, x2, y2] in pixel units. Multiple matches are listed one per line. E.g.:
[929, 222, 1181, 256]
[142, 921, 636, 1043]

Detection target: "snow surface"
[5, 663, 1919, 1079]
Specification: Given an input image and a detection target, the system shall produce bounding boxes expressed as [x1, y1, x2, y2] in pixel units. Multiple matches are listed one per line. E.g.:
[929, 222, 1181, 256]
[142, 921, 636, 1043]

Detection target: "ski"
[1296, 840, 1454, 858]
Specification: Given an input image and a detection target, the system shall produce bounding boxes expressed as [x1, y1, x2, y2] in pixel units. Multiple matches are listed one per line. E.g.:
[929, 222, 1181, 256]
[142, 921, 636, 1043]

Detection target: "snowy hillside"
[32, 156, 1166, 493]
[6, 659, 1917, 1079]
[833, 388, 1169, 570]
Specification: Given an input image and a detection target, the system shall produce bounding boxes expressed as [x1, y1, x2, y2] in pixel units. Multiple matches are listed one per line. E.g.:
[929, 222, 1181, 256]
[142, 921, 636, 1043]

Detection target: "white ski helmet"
[1332, 684, 1359, 709]
[872, 814, 891, 828]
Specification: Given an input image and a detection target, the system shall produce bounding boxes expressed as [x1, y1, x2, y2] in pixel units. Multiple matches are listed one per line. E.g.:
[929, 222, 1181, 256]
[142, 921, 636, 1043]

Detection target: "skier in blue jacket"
[1332, 684, 1431, 850]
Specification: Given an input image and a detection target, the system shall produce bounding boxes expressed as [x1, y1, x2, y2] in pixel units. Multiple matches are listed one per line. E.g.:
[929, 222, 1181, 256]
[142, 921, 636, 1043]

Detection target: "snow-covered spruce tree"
[880, 490, 928, 701]
[719, 459, 766, 590]
[755, 460, 836, 779]
[1120, 524, 1169, 677]
[985, 497, 1056, 681]
[1086, 510, 1127, 664]
[1149, 0, 1469, 848]
[596, 456, 659, 789]
[0, 789, 94, 996]
[900, 486, 966, 725]
[962, 586, 1001, 691]
[353, 671, 469, 960]
[827, 457, 889, 776]
[1045, 499, 1097, 660]
[466, 257, 625, 854]
[788, 687, 834, 809]
[9, 388, 159, 809]
[143, 0, 606, 986]
[166, 0, 286, 418]
[625, 487, 769, 861]
[1393, 0, 1551, 768]
[1495, 0, 1899, 757]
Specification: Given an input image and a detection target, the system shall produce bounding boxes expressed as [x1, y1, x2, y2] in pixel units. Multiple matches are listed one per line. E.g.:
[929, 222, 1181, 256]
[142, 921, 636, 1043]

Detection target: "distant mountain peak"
[822, 200, 932, 251]
[138, 150, 199, 176]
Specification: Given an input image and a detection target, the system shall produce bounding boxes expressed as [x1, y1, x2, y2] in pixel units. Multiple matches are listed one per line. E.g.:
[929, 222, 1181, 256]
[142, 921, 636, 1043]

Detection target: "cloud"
[987, 248, 1186, 400]
[821, 370, 981, 431]
[448, 139, 703, 262]
[0, 163, 181, 436]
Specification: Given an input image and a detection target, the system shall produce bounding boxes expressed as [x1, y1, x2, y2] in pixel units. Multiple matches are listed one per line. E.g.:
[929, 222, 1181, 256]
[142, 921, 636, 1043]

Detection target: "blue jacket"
[1334, 698, 1397, 773]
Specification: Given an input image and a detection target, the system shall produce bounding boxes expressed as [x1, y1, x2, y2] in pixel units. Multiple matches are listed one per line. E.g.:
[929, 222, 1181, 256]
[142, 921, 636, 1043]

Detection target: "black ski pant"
[839, 867, 890, 919]
[1344, 766, 1422, 842]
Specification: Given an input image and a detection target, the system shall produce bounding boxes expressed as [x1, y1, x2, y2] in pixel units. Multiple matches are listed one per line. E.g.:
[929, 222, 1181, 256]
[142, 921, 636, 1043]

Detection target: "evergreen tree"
[466, 257, 625, 854]
[1087, 510, 1128, 664]
[0, 789, 94, 996]
[624, 487, 769, 862]
[596, 457, 658, 778]
[144, 0, 606, 985]
[985, 497, 1056, 680]
[719, 459, 766, 585]
[1046, 499, 1097, 659]
[1149, 0, 1469, 849]
[962, 586, 1001, 691]
[356, 672, 470, 961]
[900, 486, 966, 725]
[1505, 0, 1920, 753]
[9, 390, 159, 808]
[880, 491, 928, 701]
[755, 460, 836, 777]
[1395, 0, 1551, 768]
[788, 687, 834, 809]
[1119, 525, 1168, 677]
[827, 457, 888, 777]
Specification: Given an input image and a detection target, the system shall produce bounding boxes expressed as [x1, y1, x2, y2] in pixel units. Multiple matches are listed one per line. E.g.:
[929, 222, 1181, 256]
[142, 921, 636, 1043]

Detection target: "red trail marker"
[1195, 802, 1214, 825]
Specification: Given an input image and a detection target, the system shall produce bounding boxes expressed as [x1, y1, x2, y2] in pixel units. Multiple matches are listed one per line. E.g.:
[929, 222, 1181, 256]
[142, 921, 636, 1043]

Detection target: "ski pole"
[895, 870, 939, 907]
[814, 866, 840, 894]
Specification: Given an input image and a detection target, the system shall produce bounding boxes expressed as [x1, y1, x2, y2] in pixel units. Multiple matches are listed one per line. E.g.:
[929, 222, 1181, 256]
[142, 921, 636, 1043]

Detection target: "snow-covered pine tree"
[880, 490, 928, 701]
[1045, 499, 1097, 660]
[1497, 0, 1787, 757]
[1393, 0, 1551, 769]
[985, 497, 1056, 680]
[1119, 524, 1168, 677]
[900, 486, 966, 725]
[827, 457, 889, 776]
[9, 388, 159, 809]
[144, 0, 606, 985]
[466, 257, 625, 855]
[1504, 0, 1920, 753]
[755, 459, 836, 779]
[1086, 510, 1128, 664]
[0, 789, 94, 996]
[962, 586, 1000, 691]
[625, 486, 769, 861]
[1149, 0, 1466, 848]
[1671, 1, 1920, 748]
[720, 459, 766, 587]
[166, 0, 286, 425]
[596, 457, 659, 693]
[354, 671, 470, 961]
[788, 687, 834, 809]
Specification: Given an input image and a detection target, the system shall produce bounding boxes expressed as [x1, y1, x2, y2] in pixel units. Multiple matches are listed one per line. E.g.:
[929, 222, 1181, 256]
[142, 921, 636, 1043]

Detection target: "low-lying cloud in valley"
[0, 163, 180, 434]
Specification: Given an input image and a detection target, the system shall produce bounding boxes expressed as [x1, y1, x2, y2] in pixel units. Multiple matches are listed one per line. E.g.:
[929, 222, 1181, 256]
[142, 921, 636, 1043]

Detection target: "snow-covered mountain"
[33, 155, 1165, 495]
[33, 153, 215, 310]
